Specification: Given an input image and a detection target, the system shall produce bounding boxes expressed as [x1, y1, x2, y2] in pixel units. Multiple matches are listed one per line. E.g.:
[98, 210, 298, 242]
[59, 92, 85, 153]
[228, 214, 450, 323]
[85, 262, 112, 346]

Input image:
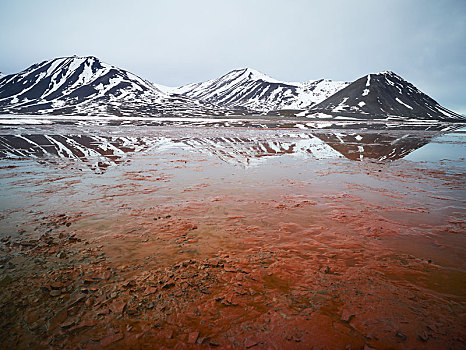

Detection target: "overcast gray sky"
[0, 0, 464, 113]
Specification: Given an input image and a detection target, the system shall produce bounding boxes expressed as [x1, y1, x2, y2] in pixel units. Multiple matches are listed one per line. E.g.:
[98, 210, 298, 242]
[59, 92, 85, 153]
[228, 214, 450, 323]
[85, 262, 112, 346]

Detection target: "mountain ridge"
[0, 56, 229, 118]
[0, 56, 463, 122]
[170, 68, 350, 111]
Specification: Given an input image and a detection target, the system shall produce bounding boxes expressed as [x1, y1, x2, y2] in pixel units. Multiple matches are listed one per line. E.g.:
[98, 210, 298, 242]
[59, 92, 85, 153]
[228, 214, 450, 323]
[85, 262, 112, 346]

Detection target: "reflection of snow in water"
[176, 134, 341, 167]
[0, 125, 463, 172]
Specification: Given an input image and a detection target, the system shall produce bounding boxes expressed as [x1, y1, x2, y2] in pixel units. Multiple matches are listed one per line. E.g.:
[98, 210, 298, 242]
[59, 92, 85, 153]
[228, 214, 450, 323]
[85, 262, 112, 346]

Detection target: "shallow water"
[0, 123, 464, 349]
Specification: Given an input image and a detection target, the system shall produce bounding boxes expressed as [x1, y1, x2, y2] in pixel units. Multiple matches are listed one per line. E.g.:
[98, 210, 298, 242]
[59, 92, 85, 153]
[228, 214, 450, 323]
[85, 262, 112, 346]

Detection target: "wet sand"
[0, 125, 465, 349]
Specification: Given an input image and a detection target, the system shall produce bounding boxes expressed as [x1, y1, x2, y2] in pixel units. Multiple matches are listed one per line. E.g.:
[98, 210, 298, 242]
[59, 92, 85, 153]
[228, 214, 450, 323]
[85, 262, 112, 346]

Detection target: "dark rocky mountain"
[0, 56, 229, 118]
[0, 57, 462, 122]
[310, 71, 462, 121]
[0, 56, 158, 113]
[174, 68, 349, 111]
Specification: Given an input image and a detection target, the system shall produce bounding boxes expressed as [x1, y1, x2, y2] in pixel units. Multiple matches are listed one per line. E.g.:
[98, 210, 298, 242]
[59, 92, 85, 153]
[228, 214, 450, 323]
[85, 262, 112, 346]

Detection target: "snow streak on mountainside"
[0, 56, 225, 118]
[174, 68, 349, 111]
[311, 71, 462, 121]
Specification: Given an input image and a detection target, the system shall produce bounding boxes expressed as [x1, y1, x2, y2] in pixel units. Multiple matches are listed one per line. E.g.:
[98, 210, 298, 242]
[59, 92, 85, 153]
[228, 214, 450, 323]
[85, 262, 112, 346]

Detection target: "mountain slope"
[311, 71, 462, 121]
[174, 68, 349, 111]
[0, 56, 163, 112]
[0, 56, 226, 118]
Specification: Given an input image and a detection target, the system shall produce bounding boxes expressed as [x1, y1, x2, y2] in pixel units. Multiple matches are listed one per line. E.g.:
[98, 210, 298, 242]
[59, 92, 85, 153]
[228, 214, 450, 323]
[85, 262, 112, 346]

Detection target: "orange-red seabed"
[0, 128, 465, 349]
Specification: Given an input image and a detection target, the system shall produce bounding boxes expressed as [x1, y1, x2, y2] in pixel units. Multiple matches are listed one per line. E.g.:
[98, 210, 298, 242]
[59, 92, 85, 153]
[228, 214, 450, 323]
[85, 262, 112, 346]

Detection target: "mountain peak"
[312, 71, 462, 121]
[229, 68, 282, 84]
[376, 70, 396, 76]
[50, 55, 108, 67]
[174, 68, 349, 111]
[374, 70, 405, 80]
[63, 55, 101, 61]
[0, 55, 165, 115]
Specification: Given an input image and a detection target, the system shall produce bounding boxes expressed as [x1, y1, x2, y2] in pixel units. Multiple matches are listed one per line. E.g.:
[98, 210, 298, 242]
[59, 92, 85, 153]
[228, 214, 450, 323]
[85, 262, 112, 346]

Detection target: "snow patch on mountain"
[395, 97, 413, 110]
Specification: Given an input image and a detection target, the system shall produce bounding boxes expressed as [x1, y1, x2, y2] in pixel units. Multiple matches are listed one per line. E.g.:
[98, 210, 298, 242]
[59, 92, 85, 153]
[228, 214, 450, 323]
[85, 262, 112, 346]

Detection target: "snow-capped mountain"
[173, 68, 349, 111]
[310, 71, 462, 121]
[0, 56, 162, 112]
[0, 57, 462, 121]
[0, 56, 226, 118]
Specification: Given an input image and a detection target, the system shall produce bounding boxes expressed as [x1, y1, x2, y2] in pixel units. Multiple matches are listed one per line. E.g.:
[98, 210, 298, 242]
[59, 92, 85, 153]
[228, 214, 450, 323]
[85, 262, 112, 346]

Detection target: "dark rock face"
[311, 71, 463, 121]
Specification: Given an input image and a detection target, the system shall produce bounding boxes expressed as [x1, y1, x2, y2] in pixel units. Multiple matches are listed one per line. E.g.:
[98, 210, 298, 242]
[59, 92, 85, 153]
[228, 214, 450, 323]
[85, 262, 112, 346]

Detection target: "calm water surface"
[0, 123, 464, 349]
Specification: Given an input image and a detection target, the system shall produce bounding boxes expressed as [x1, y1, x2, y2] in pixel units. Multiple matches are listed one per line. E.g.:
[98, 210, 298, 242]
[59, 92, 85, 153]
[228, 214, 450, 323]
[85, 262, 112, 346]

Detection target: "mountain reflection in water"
[0, 125, 460, 172]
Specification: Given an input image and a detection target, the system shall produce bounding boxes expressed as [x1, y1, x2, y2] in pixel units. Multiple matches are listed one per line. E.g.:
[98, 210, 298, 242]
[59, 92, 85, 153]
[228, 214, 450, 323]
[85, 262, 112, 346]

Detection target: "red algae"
[0, 126, 465, 349]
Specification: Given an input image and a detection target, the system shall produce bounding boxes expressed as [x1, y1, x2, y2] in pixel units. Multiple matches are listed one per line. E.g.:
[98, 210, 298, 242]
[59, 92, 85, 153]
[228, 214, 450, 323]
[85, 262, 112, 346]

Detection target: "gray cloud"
[1, 0, 464, 113]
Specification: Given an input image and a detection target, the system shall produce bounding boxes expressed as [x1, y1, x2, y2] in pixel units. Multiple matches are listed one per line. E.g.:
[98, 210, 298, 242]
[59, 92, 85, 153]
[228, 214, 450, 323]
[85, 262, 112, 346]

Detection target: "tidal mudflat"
[0, 123, 464, 349]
